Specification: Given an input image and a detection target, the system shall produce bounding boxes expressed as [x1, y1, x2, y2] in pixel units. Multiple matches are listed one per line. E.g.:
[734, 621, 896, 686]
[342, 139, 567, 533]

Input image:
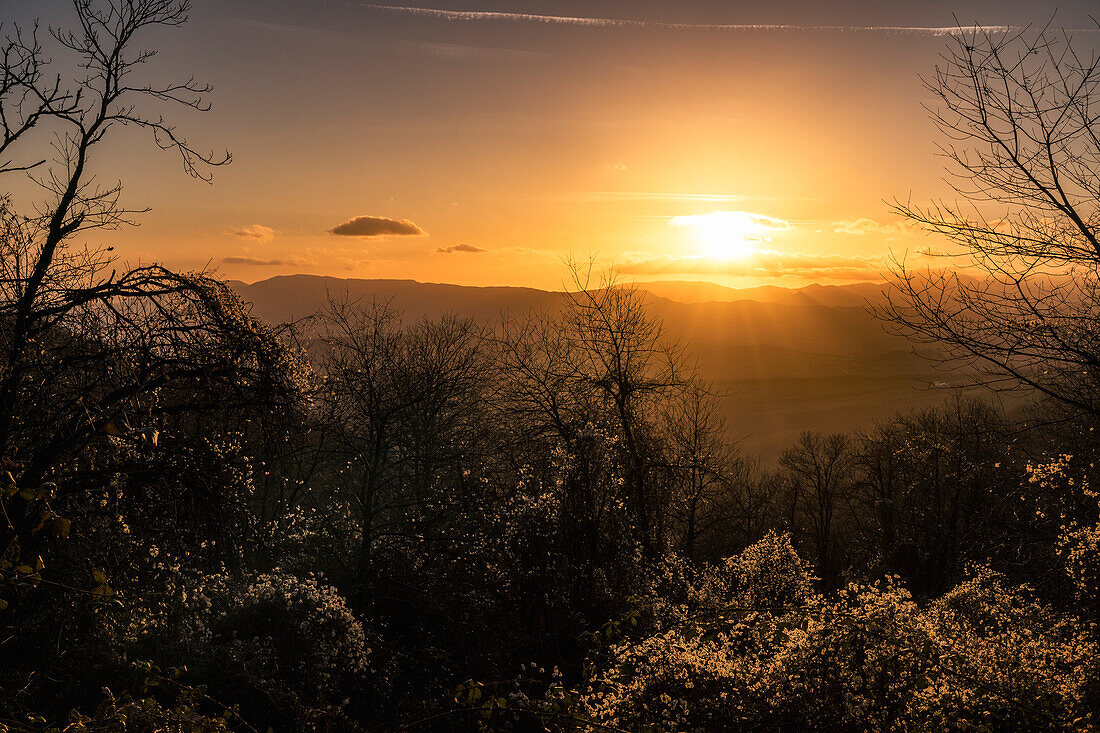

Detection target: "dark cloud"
[329, 216, 426, 237]
[436, 243, 486, 254]
[223, 256, 308, 267]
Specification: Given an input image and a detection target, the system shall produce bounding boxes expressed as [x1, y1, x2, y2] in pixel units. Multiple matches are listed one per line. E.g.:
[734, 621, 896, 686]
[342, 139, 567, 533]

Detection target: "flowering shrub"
[713, 530, 816, 610]
[578, 536, 1097, 732]
[911, 568, 1096, 730]
[766, 579, 928, 730]
[1061, 522, 1100, 614]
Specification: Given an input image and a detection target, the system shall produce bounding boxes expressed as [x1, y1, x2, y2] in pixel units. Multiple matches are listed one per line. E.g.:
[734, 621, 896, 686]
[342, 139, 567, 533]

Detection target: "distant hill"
[229, 275, 912, 376]
[635, 280, 889, 307]
[229, 275, 974, 461]
[230, 275, 560, 325]
[228, 274, 892, 320]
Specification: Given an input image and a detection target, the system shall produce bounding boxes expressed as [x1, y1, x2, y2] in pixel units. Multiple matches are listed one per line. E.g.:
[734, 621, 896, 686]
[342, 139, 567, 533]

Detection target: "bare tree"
[0, 1, 295, 594]
[562, 264, 694, 557]
[851, 397, 1008, 594]
[877, 23, 1100, 417]
[658, 382, 744, 562]
[1, 0, 233, 449]
[779, 432, 855, 590]
[315, 296, 492, 575]
[495, 264, 701, 560]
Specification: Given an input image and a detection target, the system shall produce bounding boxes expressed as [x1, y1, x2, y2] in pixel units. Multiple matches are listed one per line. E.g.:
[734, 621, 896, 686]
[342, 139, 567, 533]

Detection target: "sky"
[5, 0, 1100, 289]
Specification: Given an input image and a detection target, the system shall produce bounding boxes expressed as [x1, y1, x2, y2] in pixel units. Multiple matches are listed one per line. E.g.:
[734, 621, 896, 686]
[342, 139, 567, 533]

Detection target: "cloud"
[230, 224, 277, 243]
[619, 250, 888, 281]
[357, 5, 1016, 35]
[436, 243, 486, 254]
[831, 218, 919, 237]
[503, 246, 562, 260]
[223, 256, 310, 267]
[329, 216, 427, 237]
[670, 210, 794, 240]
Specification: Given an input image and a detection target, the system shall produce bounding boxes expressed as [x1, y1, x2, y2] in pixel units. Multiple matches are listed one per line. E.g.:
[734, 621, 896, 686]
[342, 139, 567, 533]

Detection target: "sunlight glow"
[670, 210, 792, 260]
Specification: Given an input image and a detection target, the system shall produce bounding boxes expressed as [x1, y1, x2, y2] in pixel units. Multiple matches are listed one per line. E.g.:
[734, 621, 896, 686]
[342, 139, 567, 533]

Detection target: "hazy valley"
[230, 274, 961, 460]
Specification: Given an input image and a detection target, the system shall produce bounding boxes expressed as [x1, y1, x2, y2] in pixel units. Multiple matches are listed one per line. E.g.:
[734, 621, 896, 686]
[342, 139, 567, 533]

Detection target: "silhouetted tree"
[658, 382, 744, 562]
[315, 296, 492, 578]
[851, 397, 1009, 594]
[0, 2, 306, 725]
[779, 432, 855, 589]
[877, 23, 1100, 418]
[0, 0, 240, 555]
[560, 265, 696, 558]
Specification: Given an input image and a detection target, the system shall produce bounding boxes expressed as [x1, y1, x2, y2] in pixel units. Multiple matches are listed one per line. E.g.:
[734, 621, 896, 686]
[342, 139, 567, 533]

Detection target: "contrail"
[356, 4, 1014, 35]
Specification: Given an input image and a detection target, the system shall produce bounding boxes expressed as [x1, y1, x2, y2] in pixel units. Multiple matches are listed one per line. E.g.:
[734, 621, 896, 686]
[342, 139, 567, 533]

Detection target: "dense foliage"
[3, 257, 1099, 731]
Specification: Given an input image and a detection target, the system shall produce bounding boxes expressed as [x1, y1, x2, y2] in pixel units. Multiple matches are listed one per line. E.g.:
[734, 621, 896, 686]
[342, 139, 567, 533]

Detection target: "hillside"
[635, 279, 889, 307]
[229, 275, 560, 326]
[229, 275, 966, 460]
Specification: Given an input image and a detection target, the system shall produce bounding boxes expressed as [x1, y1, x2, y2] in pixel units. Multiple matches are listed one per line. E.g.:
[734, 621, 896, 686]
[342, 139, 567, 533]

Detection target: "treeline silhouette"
[1, 2, 1099, 731]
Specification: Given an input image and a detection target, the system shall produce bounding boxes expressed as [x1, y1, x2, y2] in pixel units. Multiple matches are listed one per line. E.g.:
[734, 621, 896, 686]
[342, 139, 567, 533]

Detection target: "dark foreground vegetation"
[2, 2, 1100, 731]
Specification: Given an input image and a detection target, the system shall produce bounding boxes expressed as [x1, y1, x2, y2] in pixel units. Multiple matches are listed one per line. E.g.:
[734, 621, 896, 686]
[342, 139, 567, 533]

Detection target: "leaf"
[52, 517, 71, 538]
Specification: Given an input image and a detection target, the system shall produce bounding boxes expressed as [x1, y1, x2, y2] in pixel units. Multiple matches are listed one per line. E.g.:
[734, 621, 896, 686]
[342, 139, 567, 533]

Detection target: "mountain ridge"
[227, 274, 960, 460]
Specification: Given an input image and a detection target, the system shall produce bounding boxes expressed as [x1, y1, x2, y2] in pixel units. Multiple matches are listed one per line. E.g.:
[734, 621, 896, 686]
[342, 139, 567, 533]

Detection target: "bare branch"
[877, 21, 1100, 418]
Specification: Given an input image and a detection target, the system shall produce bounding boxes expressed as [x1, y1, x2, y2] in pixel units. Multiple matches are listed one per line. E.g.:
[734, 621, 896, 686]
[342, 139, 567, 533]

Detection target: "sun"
[692, 213, 760, 260]
[669, 210, 790, 261]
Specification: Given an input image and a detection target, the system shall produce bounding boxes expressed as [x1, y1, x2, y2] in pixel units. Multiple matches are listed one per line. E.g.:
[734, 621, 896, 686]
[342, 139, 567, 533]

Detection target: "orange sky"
[8, 1, 1100, 290]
